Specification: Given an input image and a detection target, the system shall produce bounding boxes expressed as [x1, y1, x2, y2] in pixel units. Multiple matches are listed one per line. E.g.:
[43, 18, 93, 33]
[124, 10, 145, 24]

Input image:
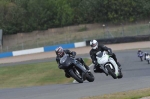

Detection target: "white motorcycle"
[146, 54, 150, 64]
[96, 51, 123, 79]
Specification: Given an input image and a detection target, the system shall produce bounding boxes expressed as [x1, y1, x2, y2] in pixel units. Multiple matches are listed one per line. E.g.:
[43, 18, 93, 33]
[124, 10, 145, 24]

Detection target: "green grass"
[0, 62, 72, 88]
[0, 58, 92, 89]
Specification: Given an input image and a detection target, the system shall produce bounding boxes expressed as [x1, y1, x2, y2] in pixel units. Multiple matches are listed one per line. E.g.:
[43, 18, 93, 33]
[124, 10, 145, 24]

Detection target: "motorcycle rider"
[55, 46, 90, 78]
[137, 49, 143, 61]
[89, 39, 121, 73]
[137, 49, 143, 56]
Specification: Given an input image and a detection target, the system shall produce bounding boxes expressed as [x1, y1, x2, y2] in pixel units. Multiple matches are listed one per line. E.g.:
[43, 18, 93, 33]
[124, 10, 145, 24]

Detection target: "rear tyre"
[106, 65, 117, 79]
[69, 69, 83, 83]
[86, 72, 95, 82]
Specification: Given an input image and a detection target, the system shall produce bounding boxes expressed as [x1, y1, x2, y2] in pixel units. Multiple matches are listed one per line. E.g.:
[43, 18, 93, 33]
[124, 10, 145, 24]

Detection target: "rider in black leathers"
[89, 40, 121, 73]
[55, 46, 90, 78]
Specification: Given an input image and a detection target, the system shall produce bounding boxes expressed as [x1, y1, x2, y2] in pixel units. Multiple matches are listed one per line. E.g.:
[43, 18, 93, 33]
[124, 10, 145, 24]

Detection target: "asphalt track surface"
[0, 49, 150, 99]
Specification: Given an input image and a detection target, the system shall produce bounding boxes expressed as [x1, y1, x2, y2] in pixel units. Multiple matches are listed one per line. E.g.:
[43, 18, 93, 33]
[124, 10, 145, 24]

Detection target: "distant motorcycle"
[60, 54, 94, 83]
[146, 54, 150, 64]
[96, 51, 123, 79]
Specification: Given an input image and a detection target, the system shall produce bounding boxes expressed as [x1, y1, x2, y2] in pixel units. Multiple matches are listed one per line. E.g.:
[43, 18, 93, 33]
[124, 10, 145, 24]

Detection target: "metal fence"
[0, 22, 150, 52]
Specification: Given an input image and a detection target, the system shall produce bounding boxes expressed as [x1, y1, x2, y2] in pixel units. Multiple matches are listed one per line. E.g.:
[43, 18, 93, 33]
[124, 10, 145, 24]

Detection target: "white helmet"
[90, 40, 98, 49]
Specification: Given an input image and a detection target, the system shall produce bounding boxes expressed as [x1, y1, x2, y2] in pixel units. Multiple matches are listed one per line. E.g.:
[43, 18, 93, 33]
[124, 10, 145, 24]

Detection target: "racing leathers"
[89, 44, 121, 73]
[56, 49, 89, 78]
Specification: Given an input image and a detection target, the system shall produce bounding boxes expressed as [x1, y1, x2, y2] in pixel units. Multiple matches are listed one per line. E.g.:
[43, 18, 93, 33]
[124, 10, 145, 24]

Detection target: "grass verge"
[0, 58, 92, 89]
[81, 88, 150, 99]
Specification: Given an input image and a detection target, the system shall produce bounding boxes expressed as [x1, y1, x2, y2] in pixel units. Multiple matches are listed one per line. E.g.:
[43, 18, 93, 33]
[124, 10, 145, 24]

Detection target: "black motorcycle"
[60, 54, 94, 83]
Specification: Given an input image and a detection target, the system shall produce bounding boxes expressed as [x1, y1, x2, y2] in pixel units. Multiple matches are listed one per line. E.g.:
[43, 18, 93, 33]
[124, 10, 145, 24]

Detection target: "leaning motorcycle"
[146, 55, 150, 64]
[96, 51, 123, 79]
[60, 54, 95, 83]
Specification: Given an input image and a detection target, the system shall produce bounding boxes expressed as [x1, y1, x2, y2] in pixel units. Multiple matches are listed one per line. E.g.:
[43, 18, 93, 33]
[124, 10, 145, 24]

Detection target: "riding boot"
[93, 64, 99, 73]
[65, 73, 70, 78]
[64, 70, 70, 78]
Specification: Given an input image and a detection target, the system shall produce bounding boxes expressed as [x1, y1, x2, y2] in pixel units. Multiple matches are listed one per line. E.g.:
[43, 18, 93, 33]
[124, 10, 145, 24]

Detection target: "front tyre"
[148, 60, 150, 64]
[69, 69, 83, 83]
[140, 57, 143, 61]
[118, 69, 123, 79]
[106, 65, 117, 79]
[86, 72, 95, 82]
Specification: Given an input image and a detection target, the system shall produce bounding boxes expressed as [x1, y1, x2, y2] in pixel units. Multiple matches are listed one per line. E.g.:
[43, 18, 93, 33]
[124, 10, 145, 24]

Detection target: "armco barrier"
[13, 47, 44, 56]
[86, 35, 150, 46]
[0, 52, 13, 58]
[74, 42, 86, 48]
[0, 41, 86, 58]
[44, 43, 75, 52]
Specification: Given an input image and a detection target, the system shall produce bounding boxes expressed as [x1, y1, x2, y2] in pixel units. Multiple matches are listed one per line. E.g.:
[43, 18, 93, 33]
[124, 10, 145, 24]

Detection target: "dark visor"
[91, 44, 97, 47]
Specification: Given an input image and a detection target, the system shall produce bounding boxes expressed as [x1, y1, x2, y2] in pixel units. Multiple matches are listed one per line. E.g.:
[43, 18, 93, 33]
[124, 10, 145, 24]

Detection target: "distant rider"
[137, 49, 143, 61]
[55, 46, 90, 78]
[89, 39, 121, 72]
[137, 49, 143, 56]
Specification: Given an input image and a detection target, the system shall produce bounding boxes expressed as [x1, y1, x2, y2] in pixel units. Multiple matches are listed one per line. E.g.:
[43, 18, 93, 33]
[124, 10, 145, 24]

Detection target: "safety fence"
[1, 22, 150, 53]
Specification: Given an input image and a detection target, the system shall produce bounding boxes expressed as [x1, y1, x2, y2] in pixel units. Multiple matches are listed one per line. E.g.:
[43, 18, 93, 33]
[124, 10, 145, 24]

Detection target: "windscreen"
[96, 51, 103, 57]
[60, 54, 68, 64]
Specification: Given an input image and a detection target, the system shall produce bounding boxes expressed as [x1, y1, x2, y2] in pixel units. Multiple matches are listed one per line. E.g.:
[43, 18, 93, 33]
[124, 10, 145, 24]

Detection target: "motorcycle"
[96, 51, 123, 79]
[146, 54, 150, 64]
[60, 54, 95, 83]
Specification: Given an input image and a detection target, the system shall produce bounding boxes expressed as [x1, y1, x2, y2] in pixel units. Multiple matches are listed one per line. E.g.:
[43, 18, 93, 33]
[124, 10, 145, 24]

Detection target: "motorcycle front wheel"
[148, 60, 150, 64]
[118, 69, 123, 79]
[86, 72, 95, 82]
[140, 57, 143, 61]
[106, 65, 117, 79]
[69, 69, 83, 83]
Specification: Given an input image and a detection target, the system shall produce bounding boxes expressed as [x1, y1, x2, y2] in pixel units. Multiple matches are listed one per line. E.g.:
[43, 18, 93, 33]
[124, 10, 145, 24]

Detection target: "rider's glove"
[108, 51, 113, 56]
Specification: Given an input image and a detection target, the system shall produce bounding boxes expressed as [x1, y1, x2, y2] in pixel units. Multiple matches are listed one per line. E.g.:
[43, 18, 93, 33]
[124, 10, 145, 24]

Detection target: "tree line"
[0, 0, 150, 35]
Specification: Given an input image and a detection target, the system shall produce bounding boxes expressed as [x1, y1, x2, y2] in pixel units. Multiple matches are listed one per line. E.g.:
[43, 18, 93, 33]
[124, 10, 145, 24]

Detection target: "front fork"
[74, 61, 87, 80]
[99, 64, 108, 76]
